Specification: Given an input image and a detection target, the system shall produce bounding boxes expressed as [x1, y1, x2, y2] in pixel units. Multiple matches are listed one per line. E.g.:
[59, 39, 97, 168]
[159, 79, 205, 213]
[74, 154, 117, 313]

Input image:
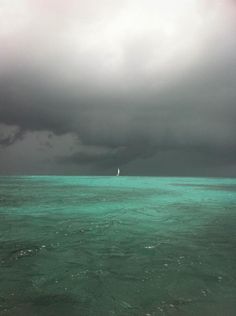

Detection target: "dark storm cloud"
[1, 60, 235, 170]
[0, 126, 24, 147]
[59, 144, 157, 168]
[0, 0, 236, 174]
[1, 51, 236, 169]
[0, 73, 76, 135]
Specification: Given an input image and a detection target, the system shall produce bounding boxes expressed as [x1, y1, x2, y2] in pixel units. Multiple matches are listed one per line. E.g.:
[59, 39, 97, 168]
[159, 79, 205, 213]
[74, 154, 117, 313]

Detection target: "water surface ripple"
[0, 176, 235, 315]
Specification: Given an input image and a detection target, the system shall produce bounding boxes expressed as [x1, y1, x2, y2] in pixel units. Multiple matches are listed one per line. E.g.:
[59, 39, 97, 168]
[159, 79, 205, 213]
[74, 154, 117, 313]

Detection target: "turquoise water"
[0, 176, 235, 315]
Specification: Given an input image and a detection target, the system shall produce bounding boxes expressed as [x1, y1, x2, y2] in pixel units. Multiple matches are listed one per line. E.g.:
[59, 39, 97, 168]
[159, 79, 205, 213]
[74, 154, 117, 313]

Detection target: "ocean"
[0, 176, 235, 315]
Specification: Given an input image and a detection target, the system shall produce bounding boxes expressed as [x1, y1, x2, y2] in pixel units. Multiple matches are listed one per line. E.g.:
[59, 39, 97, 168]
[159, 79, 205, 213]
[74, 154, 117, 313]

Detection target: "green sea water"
[0, 176, 235, 316]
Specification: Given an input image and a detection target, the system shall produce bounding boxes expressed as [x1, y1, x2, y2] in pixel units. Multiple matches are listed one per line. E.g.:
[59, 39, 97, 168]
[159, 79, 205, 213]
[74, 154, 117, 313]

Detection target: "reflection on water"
[0, 176, 235, 315]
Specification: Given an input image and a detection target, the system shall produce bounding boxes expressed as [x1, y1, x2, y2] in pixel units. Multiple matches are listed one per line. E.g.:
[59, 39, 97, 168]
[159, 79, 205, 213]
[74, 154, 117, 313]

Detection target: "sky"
[0, 0, 236, 176]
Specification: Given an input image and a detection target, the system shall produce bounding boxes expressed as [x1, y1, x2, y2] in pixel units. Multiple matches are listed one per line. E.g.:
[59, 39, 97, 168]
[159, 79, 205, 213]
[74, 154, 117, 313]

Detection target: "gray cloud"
[0, 124, 24, 147]
[0, 0, 236, 175]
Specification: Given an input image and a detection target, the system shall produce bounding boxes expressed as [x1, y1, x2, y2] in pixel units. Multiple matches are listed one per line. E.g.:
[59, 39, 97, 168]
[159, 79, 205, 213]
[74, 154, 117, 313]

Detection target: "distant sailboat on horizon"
[116, 168, 120, 176]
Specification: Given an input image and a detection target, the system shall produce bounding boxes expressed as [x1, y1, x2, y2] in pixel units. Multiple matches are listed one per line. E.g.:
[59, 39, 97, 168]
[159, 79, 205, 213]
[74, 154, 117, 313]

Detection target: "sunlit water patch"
[0, 176, 235, 315]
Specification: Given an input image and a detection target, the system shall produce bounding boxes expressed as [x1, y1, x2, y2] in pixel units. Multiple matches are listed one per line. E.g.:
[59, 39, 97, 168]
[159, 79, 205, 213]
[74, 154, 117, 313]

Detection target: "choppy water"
[0, 176, 235, 316]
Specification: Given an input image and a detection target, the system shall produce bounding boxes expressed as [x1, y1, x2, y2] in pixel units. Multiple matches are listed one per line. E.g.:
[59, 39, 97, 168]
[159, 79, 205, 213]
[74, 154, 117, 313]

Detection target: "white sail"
[116, 168, 120, 176]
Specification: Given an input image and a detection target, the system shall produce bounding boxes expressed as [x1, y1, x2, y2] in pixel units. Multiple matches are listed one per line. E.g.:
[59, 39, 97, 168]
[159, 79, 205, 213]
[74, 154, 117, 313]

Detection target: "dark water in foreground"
[0, 176, 235, 316]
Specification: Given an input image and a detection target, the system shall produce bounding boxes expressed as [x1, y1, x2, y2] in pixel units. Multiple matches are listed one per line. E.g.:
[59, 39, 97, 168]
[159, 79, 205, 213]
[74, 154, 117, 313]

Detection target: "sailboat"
[116, 168, 120, 176]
